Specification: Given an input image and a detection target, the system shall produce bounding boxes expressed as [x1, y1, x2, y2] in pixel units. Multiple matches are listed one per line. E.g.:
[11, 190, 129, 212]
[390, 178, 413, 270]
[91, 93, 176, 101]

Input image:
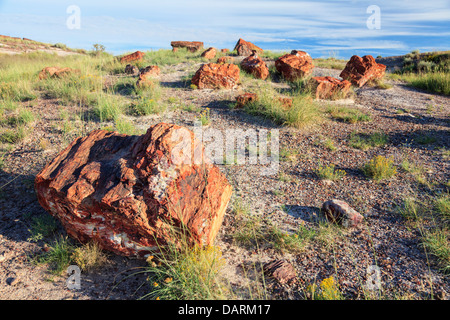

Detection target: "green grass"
[313, 58, 347, 70]
[93, 93, 128, 122]
[315, 163, 346, 181]
[363, 155, 397, 181]
[243, 84, 321, 128]
[422, 229, 450, 274]
[27, 214, 58, 242]
[326, 106, 371, 124]
[35, 236, 75, 275]
[349, 131, 388, 150]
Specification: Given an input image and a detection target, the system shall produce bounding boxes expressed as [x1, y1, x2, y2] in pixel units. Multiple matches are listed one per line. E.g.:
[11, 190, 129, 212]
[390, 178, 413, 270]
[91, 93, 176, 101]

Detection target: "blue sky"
[0, 0, 449, 59]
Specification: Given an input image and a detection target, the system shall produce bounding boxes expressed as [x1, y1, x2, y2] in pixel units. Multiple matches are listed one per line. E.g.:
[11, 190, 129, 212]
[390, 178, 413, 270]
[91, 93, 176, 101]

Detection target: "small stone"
[321, 199, 364, 228]
[263, 260, 297, 285]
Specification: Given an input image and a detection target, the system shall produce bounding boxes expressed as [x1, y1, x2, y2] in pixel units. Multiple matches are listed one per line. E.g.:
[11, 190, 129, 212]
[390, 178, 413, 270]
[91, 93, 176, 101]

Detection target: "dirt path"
[0, 61, 448, 300]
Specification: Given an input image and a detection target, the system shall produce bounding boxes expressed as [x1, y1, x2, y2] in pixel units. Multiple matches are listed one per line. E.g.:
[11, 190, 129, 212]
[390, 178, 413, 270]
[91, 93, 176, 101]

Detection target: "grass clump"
[422, 229, 450, 274]
[363, 155, 397, 181]
[72, 241, 107, 272]
[142, 243, 228, 300]
[27, 214, 58, 242]
[326, 106, 371, 124]
[349, 131, 388, 150]
[36, 236, 75, 275]
[315, 163, 346, 181]
[244, 85, 321, 128]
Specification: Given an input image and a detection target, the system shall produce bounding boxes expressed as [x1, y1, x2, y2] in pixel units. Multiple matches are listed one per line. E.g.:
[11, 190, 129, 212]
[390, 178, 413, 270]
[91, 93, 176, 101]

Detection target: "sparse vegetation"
[363, 155, 397, 181]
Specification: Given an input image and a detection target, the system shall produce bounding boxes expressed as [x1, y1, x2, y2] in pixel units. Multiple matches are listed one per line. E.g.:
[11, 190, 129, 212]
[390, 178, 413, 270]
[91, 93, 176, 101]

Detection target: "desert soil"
[0, 55, 449, 300]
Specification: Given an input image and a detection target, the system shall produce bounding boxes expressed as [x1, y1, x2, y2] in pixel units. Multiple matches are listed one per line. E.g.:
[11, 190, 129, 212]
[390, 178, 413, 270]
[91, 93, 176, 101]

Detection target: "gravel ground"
[0, 58, 448, 300]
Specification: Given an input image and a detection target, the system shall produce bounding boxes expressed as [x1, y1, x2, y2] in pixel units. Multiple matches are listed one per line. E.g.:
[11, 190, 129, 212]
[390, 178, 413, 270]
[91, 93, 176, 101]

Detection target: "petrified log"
[120, 51, 145, 64]
[170, 41, 204, 53]
[191, 63, 240, 89]
[233, 38, 263, 56]
[275, 50, 314, 81]
[339, 55, 386, 87]
[240, 52, 269, 80]
[35, 123, 233, 257]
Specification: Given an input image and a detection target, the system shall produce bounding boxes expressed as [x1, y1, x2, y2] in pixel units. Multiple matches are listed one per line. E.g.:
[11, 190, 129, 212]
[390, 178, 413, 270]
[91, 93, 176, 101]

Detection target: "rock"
[120, 51, 145, 64]
[38, 67, 74, 80]
[221, 49, 229, 53]
[321, 199, 363, 228]
[217, 56, 234, 64]
[263, 260, 297, 285]
[191, 63, 240, 89]
[125, 64, 139, 76]
[233, 38, 263, 56]
[0, 254, 6, 263]
[275, 50, 314, 81]
[309, 76, 352, 100]
[240, 52, 269, 80]
[278, 97, 293, 110]
[35, 123, 233, 257]
[339, 55, 386, 87]
[136, 65, 161, 87]
[235, 92, 258, 108]
[7, 277, 19, 286]
[170, 41, 204, 53]
[201, 47, 216, 60]
[172, 47, 178, 53]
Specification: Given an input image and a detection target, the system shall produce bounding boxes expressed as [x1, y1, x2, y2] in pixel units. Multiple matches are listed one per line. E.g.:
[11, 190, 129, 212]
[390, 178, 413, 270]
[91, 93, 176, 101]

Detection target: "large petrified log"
[120, 51, 145, 64]
[35, 123, 233, 257]
[339, 55, 386, 87]
[233, 38, 263, 56]
[171, 41, 204, 53]
[275, 50, 314, 81]
[191, 63, 240, 89]
[240, 52, 269, 80]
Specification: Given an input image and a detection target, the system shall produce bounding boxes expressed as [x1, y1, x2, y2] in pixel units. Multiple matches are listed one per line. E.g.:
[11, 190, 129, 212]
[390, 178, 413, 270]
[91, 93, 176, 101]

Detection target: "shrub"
[316, 163, 346, 181]
[363, 155, 397, 181]
[72, 241, 107, 272]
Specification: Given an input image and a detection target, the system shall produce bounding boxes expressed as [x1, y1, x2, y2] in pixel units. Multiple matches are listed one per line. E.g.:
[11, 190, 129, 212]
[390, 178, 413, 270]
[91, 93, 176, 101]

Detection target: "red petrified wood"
[35, 123, 233, 257]
[309, 76, 352, 100]
[233, 38, 263, 56]
[191, 63, 240, 89]
[339, 55, 386, 87]
[275, 50, 314, 81]
[321, 199, 363, 228]
[235, 92, 258, 108]
[120, 51, 145, 64]
[171, 41, 204, 53]
[201, 47, 217, 59]
[240, 52, 269, 80]
[136, 65, 161, 87]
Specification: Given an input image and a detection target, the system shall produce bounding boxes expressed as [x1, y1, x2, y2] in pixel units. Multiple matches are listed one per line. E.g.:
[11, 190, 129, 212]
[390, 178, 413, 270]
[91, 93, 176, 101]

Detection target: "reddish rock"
[201, 47, 216, 59]
[240, 52, 269, 80]
[171, 41, 204, 53]
[120, 51, 145, 64]
[275, 50, 314, 81]
[221, 49, 229, 53]
[233, 38, 263, 56]
[191, 63, 240, 89]
[172, 47, 178, 53]
[125, 64, 139, 75]
[235, 92, 258, 108]
[263, 260, 297, 285]
[38, 67, 74, 80]
[321, 199, 363, 228]
[340, 55, 386, 87]
[35, 123, 233, 257]
[278, 97, 293, 110]
[136, 65, 160, 87]
[309, 76, 352, 100]
[217, 56, 234, 64]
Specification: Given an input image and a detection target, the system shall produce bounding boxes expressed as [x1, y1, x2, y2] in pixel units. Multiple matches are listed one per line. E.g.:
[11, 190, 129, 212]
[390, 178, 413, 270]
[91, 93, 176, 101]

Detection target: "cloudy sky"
[0, 0, 449, 58]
